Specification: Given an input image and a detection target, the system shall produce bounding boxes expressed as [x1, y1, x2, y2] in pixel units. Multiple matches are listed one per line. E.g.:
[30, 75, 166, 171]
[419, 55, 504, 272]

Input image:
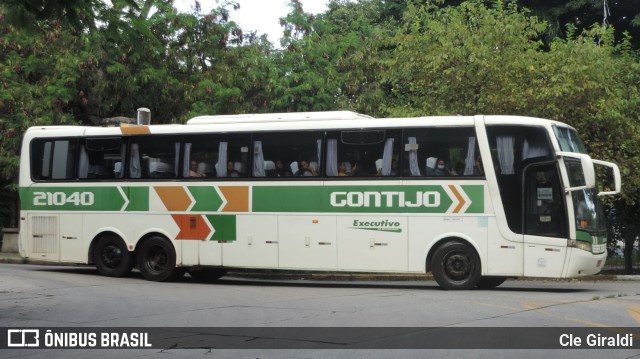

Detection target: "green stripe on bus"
[206, 215, 237, 241]
[124, 187, 149, 211]
[461, 185, 484, 213]
[188, 186, 224, 212]
[22, 186, 126, 211]
[576, 230, 606, 245]
[252, 185, 484, 214]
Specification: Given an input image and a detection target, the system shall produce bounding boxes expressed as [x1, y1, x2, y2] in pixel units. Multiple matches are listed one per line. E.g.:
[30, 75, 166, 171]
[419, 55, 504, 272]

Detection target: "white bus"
[18, 111, 621, 289]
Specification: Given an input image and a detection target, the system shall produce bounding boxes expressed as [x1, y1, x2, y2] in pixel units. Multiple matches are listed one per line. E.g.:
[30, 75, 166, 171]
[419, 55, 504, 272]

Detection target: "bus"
[18, 111, 621, 289]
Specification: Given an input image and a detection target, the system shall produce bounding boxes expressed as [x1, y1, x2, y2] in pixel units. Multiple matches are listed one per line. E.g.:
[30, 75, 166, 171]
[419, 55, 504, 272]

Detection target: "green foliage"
[388, 1, 548, 115]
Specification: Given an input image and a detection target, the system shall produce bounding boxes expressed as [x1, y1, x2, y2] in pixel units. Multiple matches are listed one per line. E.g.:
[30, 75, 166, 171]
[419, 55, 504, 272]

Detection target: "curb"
[0, 253, 26, 264]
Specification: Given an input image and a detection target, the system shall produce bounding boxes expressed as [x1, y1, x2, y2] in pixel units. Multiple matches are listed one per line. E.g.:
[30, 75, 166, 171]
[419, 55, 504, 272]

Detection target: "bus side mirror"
[592, 159, 621, 196]
[557, 152, 595, 192]
[581, 155, 596, 189]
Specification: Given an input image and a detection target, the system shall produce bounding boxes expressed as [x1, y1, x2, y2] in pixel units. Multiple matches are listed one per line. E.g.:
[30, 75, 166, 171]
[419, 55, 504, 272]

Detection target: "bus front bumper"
[563, 248, 607, 277]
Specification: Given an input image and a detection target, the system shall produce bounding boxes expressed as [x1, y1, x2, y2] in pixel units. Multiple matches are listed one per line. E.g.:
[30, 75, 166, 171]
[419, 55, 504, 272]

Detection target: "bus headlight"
[575, 240, 592, 252]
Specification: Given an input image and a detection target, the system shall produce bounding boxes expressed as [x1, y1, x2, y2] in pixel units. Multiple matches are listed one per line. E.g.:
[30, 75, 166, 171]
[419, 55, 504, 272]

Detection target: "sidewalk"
[0, 252, 25, 264]
[1, 252, 638, 281]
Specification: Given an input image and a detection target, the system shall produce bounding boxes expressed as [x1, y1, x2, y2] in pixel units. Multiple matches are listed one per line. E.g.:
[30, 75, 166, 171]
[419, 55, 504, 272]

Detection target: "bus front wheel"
[136, 236, 184, 282]
[432, 241, 481, 290]
[93, 235, 133, 277]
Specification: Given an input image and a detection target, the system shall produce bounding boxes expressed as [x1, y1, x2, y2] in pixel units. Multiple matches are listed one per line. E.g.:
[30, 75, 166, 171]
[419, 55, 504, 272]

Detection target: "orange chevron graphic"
[449, 185, 466, 214]
[219, 186, 249, 212]
[172, 214, 211, 240]
[155, 186, 192, 211]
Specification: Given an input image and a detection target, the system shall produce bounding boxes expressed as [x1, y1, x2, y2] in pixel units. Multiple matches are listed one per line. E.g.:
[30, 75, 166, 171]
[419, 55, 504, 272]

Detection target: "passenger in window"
[338, 161, 349, 176]
[297, 160, 317, 176]
[227, 161, 240, 177]
[198, 162, 215, 177]
[474, 155, 484, 176]
[426, 157, 437, 176]
[377, 159, 399, 177]
[350, 161, 371, 177]
[113, 162, 122, 178]
[451, 162, 465, 176]
[149, 161, 174, 179]
[434, 159, 450, 176]
[375, 159, 384, 176]
[190, 160, 205, 177]
[275, 160, 292, 177]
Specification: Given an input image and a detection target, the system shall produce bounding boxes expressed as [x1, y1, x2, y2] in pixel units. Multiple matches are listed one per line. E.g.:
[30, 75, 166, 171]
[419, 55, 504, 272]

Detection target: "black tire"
[188, 268, 228, 282]
[136, 236, 184, 282]
[432, 241, 481, 290]
[476, 276, 507, 289]
[93, 235, 133, 277]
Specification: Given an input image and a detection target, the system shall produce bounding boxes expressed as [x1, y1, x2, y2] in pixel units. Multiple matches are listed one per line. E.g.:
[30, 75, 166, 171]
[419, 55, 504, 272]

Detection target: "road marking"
[627, 306, 640, 325]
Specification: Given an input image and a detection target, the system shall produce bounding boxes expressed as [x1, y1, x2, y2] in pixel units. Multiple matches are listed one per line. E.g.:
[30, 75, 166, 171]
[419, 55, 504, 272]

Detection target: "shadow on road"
[31, 265, 594, 293]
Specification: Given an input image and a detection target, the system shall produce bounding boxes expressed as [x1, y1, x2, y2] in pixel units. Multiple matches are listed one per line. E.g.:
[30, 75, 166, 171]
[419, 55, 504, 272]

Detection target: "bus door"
[522, 162, 569, 277]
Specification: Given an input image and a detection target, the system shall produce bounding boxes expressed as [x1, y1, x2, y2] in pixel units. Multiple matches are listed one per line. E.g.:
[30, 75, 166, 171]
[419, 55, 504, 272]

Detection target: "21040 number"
[33, 192, 95, 206]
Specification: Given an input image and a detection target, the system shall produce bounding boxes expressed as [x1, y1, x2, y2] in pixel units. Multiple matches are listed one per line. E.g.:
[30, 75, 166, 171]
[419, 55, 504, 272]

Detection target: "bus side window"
[253, 131, 323, 178]
[403, 127, 477, 178]
[182, 138, 217, 178]
[331, 130, 400, 178]
[31, 138, 77, 181]
[79, 137, 123, 180]
[129, 136, 179, 179]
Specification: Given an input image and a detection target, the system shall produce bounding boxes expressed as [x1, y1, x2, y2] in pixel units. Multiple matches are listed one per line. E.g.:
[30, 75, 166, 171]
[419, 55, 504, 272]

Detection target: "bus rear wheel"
[432, 241, 481, 290]
[136, 236, 184, 282]
[93, 235, 133, 277]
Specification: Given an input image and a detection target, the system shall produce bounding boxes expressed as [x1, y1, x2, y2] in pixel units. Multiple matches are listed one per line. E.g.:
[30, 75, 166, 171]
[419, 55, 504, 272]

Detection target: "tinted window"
[78, 137, 124, 179]
[252, 131, 323, 178]
[31, 138, 77, 180]
[402, 127, 479, 178]
[183, 133, 250, 179]
[129, 136, 180, 179]
[326, 130, 400, 177]
[487, 125, 554, 233]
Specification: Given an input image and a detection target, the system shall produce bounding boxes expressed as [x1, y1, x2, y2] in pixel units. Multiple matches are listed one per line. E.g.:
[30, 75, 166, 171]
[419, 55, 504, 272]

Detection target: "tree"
[518, 0, 640, 48]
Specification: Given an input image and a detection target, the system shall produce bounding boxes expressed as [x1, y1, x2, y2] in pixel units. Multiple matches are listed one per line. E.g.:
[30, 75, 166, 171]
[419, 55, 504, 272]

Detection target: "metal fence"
[603, 238, 640, 274]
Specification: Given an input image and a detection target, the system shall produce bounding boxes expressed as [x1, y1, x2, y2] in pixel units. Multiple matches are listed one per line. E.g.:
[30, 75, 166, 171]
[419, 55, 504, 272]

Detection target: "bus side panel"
[486, 217, 524, 276]
[337, 216, 408, 272]
[523, 235, 567, 277]
[197, 240, 223, 267]
[222, 215, 278, 268]
[59, 213, 85, 263]
[278, 215, 337, 270]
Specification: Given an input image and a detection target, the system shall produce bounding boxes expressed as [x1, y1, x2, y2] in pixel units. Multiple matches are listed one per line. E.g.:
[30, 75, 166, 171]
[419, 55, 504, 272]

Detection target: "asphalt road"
[0, 263, 639, 359]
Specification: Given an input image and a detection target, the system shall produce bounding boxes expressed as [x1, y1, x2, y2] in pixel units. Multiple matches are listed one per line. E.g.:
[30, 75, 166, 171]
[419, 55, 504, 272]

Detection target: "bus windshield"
[556, 128, 607, 236]
[553, 126, 587, 154]
[573, 188, 606, 234]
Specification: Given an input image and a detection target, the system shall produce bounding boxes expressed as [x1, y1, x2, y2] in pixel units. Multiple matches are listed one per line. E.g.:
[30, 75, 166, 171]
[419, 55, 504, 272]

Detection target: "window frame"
[30, 137, 79, 182]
